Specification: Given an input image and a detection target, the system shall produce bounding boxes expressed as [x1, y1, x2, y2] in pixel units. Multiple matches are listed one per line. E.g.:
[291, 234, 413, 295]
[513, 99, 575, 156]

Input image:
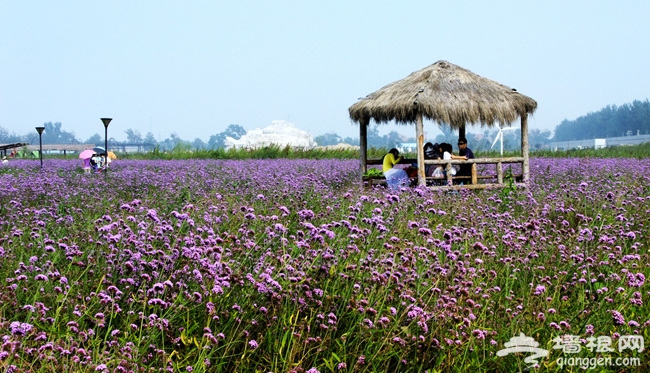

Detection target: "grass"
[8, 141, 649, 162]
[0, 157, 648, 372]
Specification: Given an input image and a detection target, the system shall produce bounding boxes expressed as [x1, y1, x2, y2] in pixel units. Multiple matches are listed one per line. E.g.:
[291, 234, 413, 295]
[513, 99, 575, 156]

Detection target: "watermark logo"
[496, 333, 549, 368]
[552, 334, 644, 354]
[498, 333, 643, 369]
[553, 334, 643, 369]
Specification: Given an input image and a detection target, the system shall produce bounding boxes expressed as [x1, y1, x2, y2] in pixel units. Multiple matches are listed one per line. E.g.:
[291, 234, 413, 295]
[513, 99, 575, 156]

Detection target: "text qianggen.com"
[556, 356, 641, 370]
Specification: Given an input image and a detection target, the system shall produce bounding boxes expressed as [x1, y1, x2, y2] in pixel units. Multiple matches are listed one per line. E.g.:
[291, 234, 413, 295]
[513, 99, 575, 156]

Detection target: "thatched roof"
[349, 60, 537, 128]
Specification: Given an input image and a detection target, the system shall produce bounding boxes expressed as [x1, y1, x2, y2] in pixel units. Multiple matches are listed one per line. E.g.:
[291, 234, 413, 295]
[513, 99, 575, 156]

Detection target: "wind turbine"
[491, 126, 517, 155]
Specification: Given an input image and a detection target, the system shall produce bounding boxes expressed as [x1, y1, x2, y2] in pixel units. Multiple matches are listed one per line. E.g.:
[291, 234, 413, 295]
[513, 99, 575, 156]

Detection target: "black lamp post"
[101, 117, 112, 158]
[35, 126, 45, 168]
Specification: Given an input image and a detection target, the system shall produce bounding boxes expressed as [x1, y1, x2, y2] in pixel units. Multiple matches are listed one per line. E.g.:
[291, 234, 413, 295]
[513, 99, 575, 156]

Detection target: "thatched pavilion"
[349, 60, 537, 188]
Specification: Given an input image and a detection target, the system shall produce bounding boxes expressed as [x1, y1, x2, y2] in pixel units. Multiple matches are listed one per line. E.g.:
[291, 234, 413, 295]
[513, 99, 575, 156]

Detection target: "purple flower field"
[0, 158, 648, 372]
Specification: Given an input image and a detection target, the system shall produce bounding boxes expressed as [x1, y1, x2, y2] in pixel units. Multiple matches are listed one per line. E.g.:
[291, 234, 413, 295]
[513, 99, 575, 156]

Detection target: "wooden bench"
[362, 174, 522, 188]
[363, 157, 524, 188]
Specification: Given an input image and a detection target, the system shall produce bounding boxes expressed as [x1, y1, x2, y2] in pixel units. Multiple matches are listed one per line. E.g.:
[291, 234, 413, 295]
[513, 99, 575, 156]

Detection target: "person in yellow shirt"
[382, 148, 409, 190]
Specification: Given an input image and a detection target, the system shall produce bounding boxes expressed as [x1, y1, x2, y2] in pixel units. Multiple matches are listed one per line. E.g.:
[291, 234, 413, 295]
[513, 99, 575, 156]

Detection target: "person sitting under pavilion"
[455, 137, 475, 181]
[382, 148, 409, 190]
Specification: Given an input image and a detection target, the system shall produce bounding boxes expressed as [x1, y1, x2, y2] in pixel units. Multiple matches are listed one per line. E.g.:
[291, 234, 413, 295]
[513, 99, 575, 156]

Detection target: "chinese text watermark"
[497, 333, 643, 369]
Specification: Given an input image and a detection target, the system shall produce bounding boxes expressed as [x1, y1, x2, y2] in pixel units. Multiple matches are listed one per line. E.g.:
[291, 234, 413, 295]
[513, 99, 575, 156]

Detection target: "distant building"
[397, 142, 418, 153]
[550, 133, 650, 150]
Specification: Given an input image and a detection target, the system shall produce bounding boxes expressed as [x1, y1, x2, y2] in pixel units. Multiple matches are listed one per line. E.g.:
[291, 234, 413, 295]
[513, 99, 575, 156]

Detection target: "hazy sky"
[2, 1, 649, 143]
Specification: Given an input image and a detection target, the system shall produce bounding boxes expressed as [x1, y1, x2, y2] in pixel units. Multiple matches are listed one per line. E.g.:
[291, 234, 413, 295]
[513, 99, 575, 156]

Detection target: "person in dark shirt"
[456, 138, 475, 178]
[89, 153, 98, 172]
[423, 142, 441, 176]
[424, 142, 441, 159]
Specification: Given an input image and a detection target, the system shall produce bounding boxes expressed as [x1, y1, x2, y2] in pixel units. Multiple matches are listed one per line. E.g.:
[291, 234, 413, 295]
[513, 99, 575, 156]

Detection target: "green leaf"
[364, 168, 383, 177]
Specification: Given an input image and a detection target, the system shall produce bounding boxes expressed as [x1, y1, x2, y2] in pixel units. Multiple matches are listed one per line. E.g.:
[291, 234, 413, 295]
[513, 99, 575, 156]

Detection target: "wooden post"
[471, 163, 477, 185]
[415, 112, 426, 186]
[459, 124, 466, 141]
[359, 117, 368, 184]
[446, 162, 453, 185]
[497, 162, 503, 184]
[521, 114, 529, 183]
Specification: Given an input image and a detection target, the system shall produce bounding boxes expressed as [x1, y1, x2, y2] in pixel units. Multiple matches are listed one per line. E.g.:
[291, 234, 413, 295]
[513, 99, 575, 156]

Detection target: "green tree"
[502, 129, 521, 151]
[159, 133, 186, 151]
[0, 125, 25, 143]
[208, 134, 226, 149]
[143, 132, 157, 145]
[554, 119, 577, 141]
[553, 99, 650, 140]
[367, 125, 385, 148]
[192, 138, 206, 150]
[342, 136, 359, 146]
[434, 124, 457, 145]
[224, 124, 246, 139]
[314, 133, 342, 146]
[124, 129, 143, 143]
[41, 122, 78, 144]
[464, 132, 490, 153]
[85, 134, 103, 145]
[528, 129, 551, 149]
[0, 126, 7, 142]
[208, 124, 247, 149]
[384, 131, 404, 149]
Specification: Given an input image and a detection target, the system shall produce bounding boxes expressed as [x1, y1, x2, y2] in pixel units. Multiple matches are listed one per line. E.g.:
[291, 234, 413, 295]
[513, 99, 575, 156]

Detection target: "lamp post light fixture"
[35, 126, 45, 168]
[101, 118, 112, 166]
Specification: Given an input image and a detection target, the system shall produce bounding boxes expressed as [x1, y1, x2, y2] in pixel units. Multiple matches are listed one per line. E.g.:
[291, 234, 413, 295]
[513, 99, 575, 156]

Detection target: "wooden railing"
[364, 157, 525, 189]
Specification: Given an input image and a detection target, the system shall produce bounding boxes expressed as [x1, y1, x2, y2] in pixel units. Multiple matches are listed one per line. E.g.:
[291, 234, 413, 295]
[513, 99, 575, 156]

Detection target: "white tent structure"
[225, 120, 317, 150]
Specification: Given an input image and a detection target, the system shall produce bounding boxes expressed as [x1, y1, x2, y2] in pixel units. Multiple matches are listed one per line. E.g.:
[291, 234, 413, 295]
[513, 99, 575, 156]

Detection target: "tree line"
[3, 99, 647, 151]
[315, 124, 552, 152]
[554, 99, 650, 141]
[1, 121, 556, 153]
[0, 122, 248, 152]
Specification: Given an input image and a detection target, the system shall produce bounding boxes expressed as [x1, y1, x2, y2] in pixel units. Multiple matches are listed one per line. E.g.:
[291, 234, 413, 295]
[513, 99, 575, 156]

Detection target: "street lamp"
[35, 126, 45, 168]
[101, 117, 112, 162]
